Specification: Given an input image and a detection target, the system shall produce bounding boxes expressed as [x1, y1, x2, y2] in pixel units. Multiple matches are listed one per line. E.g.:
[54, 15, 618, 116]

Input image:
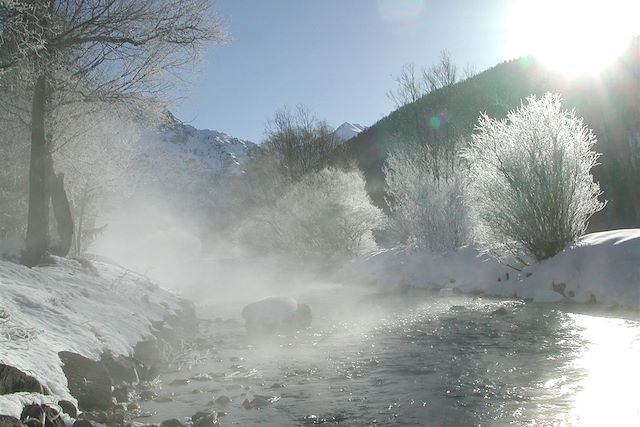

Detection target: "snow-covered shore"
[0, 256, 186, 416]
[336, 229, 640, 311]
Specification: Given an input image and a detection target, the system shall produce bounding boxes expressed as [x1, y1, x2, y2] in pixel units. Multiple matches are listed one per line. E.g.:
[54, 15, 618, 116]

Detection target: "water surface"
[139, 289, 640, 426]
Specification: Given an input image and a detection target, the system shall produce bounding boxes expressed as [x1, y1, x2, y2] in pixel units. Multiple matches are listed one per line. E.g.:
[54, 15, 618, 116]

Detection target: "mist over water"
[90, 193, 326, 306]
[131, 291, 640, 426]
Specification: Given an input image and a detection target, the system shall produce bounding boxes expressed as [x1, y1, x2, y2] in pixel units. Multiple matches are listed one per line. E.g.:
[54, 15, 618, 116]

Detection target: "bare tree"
[386, 50, 466, 181]
[0, 0, 225, 265]
[263, 105, 340, 181]
[387, 50, 460, 108]
[386, 63, 425, 109]
[422, 50, 458, 92]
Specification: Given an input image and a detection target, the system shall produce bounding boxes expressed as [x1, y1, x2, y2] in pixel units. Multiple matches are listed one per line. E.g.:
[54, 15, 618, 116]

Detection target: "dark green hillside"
[346, 38, 640, 229]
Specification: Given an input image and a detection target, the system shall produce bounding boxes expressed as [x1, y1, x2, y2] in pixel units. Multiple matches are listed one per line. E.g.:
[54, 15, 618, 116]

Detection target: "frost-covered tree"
[238, 168, 386, 265]
[384, 142, 471, 252]
[462, 94, 605, 262]
[0, 0, 225, 265]
[53, 109, 148, 255]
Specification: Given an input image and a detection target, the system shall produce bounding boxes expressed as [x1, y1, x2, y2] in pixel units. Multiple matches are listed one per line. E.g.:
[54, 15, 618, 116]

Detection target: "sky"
[168, 0, 637, 144]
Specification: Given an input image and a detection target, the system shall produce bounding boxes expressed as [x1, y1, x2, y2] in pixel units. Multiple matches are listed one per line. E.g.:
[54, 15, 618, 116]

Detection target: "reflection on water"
[569, 314, 640, 426]
[139, 290, 640, 426]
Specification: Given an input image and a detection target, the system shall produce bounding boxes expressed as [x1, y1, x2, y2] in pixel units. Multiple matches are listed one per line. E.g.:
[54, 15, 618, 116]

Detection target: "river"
[137, 287, 640, 426]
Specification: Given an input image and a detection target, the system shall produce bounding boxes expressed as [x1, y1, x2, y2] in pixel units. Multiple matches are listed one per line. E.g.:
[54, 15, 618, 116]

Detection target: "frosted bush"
[239, 168, 386, 264]
[384, 143, 471, 252]
[462, 94, 605, 262]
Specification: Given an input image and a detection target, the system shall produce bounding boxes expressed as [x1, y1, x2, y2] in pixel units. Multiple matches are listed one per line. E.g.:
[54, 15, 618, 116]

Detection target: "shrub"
[462, 94, 605, 262]
[384, 143, 471, 252]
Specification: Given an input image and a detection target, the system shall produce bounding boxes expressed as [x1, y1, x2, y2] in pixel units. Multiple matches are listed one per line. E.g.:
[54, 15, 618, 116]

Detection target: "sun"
[508, 0, 640, 76]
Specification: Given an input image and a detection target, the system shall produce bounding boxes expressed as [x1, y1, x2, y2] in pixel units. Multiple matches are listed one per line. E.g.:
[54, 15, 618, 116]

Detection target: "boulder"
[133, 341, 164, 368]
[0, 416, 26, 427]
[0, 364, 46, 395]
[100, 353, 140, 385]
[213, 395, 231, 406]
[159, 419, 183, 427]
[112, 384, 130, 403]
[241, 296, 312, 333]
[59, 351, 112, 411]
[56, 400, 77, 419]
[191, 410, 218, 427]
[20, 405, 63, 427]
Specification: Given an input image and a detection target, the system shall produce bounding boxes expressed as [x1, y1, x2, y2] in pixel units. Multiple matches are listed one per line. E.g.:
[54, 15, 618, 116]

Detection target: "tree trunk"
[50, 171, 74, 257]
[23, 74, 49, 267]
[73, 187, 88, 256]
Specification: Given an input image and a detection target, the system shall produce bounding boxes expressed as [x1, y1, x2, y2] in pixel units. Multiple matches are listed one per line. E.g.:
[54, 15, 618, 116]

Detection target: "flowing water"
[138, 288, 640, 426]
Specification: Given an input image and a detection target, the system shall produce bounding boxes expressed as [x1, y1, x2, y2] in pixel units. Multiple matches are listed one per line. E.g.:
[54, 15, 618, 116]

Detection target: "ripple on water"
[136, 294, 640, 426]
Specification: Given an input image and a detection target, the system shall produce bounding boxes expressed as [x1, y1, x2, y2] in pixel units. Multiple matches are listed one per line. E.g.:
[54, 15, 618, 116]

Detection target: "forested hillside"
[346, 38, 640, 230]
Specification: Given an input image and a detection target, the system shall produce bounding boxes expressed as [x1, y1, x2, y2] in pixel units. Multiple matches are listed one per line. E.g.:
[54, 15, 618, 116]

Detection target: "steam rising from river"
[90, 194, 329, 307]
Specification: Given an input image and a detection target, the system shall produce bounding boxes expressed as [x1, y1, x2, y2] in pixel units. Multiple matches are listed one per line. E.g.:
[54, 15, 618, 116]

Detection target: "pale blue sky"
[172, 0, 518, 143]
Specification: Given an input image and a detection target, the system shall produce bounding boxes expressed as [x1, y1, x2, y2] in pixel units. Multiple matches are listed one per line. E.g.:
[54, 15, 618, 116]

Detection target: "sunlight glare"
[569, 313, 640, 426]
[508, 0, 640, 75]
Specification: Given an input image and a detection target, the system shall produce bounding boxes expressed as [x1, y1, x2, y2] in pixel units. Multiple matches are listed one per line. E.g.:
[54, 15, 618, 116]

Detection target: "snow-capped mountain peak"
[334, 122, 367, 142]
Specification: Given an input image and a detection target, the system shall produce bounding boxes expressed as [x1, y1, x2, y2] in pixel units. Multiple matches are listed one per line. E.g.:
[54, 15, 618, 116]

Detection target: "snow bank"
[0, 257, 183, 407]
[336, 229, 640, 310]
[335, 246, 512, 293]
[513, 229, 640, 309]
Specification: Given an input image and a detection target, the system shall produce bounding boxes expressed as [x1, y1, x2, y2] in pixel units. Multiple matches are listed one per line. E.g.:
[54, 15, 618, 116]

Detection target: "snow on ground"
[0, 256, 183, 407]
[515, 229, 640, 308]
[336, 229, 640, 310]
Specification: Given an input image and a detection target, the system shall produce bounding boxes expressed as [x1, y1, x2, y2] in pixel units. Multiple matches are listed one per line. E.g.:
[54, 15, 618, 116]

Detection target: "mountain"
[345, 37, 640, 229]
[334, 122, 367, 142]
[134, 115, 256, 196]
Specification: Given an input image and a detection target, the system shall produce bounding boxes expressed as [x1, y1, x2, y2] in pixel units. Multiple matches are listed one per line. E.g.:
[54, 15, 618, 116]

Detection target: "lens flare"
[377, 0, 425, 22]
[429, 115, 441, 129]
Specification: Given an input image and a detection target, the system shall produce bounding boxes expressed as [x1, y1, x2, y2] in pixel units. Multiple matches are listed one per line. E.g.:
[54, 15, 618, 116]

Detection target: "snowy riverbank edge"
[335, 229, 640, 311]
[0, 256, 188, 418]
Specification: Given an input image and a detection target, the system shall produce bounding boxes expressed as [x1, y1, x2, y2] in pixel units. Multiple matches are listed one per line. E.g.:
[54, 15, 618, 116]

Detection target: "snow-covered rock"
[0, 257, 184, 409]
[241, 296, 312, 333]
[333, 122, 366, 142]
[336, 229, 640, 310]
[0, 393, 63, 421]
